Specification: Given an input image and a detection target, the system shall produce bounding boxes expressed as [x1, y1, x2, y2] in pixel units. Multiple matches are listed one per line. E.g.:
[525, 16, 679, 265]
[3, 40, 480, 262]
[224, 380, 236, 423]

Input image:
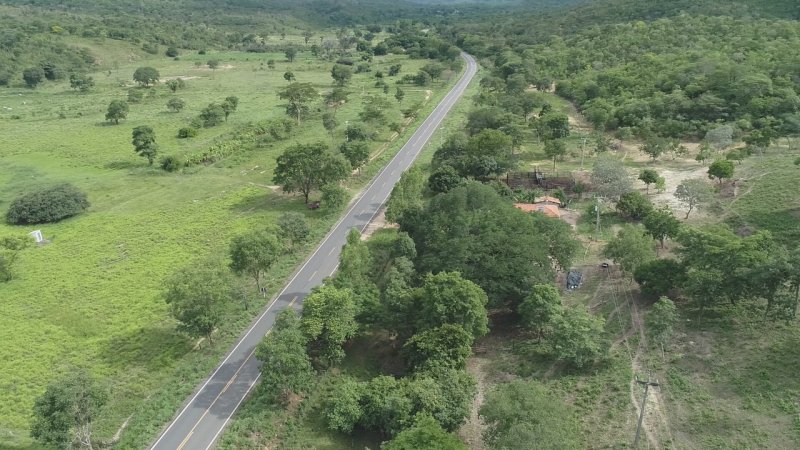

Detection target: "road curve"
[149, 52, 478, 450]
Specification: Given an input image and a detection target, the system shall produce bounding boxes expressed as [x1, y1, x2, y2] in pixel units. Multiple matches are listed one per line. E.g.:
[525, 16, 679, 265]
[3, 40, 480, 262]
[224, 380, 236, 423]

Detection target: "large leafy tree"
[633, 258, 686, 299]
[674, 178, 713, 219]
[615, 191, 653, 220]
[413, 272, 489, 339]
[255, 309, 312, 400]
[276, 212, 309, 250]
[643, 206, 681, 248]
[385, 167, 426, 223]
[273, 142, 351, 203]
[131, 125, 158, 165]
[31, 370, 107, 450]
[163, 261, 232, 345]
[707, 159, 734, 183]
[518, 284, 562, 337]
[300, 285, 358, 366]
[229, 230, 282, 291]
[381, 416, 467, 450]
[646, 297, 678, 354]
[277, 82, 318, 124]
[548, 306, 607, 368]
[105, 100, 129, 124]
[403, 324, 473, 372]
[603, 224, 656, 275]
[132, 66, 160, 86]
[331, 64, 353, 86]
[591, 155, 632, 200]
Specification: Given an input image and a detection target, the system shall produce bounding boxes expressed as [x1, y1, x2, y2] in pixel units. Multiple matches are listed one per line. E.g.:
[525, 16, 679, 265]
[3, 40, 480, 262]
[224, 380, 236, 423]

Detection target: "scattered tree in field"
[534, 113, 570, 141]
[105, 100, 129, 124]
[283, 70, 295, 82]
[167, 97, 185, 112]
[321, 183, 349, 209]
[655, 176, 666, 193]
[301, 285, 358, 366]
[591, 155, 632, 200]
[603, 224, 656, 275]
[165, 78, 185, 92]
[229, 231, 282, 291]
[518, 284, 562, 338]
[395, 87, 405, 104]
[164, 261, 232, 345]
[549, 306, 607, 368]
[643, 207, 681, 248]
[199, 103, 225, 127]
[133, 66, 160, 86]
[177, 127, 197, 138]
[634, 259, 686, 299]
[403, 324, 473, 372]
[277, 212, 309, 249]
[131, 125, 158, 165]
[0, 235, 29, 282]
[207, 59, 220, 70]
[331, 64, 353, 86]
[616, 191, 653, 220]
[277, 82, 318, 124]
[322, 112, 338, 135]
[23, 67, 45, 88]
[340, 141, 370, 173]
[165, 46, 179, 57]
[707, 159, 734, 183]
[31, 370, 107, 450]
[543, 139, 567, 170]
[221, 95, 239, 121]
[6, 184, 89, 225]
[638, 169, 659, 194]
[646, 296, 678, 354]
[284, 47, 297, 62]
[255, 309, 312, 400]
[695, 142, 713, 163]
[481, 380, 581, 450]
[639, 137, 667, 161]
[325, 88, 349, 117]
[705, 125, 734, 152]
[381, 416, 467, 450]
[675, 178, 713, 218]
[273, 142, 351, 203]
[388, 64, 402, 76]
[68, 73, 94, 92]
[726, 148, 748, 164]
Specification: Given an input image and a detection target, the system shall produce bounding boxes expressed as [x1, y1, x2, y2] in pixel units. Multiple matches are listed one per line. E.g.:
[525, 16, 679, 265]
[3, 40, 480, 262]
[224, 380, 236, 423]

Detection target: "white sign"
[29, 230, 44, 243]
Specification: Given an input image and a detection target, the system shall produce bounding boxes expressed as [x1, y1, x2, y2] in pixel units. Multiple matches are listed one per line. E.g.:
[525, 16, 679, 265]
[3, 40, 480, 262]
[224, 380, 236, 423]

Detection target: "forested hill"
[443, 0, 800, 139]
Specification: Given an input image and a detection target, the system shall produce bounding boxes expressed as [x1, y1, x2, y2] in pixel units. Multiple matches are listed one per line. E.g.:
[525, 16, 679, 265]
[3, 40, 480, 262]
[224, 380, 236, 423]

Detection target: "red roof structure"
[514, 202, 561, 219]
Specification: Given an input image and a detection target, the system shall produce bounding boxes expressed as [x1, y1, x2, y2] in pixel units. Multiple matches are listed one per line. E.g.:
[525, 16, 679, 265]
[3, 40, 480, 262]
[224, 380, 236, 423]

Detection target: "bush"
[6, 184, 90, 224]
[160, 155, 183, 172]
[177, 127, 198, 138]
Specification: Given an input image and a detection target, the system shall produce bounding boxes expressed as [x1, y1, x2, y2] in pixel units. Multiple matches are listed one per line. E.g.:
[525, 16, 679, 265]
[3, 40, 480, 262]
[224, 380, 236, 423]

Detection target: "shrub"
[6, 184, 90, 224]
[160, 155, 183, 172]
[177, 127, 198, 138]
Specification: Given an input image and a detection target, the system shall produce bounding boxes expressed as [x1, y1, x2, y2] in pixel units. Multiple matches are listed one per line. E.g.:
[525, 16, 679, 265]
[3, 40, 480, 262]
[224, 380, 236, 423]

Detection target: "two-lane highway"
[150, 52, 478, 450]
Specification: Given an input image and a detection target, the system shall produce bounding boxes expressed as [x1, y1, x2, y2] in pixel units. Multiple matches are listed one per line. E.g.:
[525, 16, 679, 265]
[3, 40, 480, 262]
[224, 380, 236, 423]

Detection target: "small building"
[514, 202, 561, 219]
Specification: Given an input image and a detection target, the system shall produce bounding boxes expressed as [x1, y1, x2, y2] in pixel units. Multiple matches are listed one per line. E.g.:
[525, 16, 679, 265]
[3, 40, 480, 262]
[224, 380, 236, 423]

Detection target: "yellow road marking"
[289, 296, 298, 307]
[176, 431, 194, 450]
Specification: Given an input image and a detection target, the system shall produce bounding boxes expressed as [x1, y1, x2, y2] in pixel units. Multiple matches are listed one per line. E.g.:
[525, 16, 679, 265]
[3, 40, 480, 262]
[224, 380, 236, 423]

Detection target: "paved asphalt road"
[149, 52, 477, 450]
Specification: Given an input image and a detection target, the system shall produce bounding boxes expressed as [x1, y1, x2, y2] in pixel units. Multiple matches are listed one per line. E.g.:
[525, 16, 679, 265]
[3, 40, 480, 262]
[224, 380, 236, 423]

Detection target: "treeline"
[441, 0, 800, 139]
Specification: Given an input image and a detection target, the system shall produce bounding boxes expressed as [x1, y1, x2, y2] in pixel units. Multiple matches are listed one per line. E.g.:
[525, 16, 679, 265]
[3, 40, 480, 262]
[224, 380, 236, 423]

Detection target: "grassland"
[0, 33, 453, 448]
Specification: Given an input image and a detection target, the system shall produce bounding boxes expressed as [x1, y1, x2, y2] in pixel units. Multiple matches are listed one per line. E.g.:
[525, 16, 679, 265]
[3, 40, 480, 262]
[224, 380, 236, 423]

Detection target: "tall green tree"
[674, 178, 713, 219]
[131, 125, 158, 165]
[403, 324, 473, 372]
[549, 306, 607, 368]
[603, 224, 656, 275]
[331, 64, 354, 86]
[643, 207, 681, 248]
[273, 142, 351, 204]
[543, 139, 567, 170]
[591, 155, 632, 200]
[278, 82, 318, 124]
[646, 297, 677, 354]
[707, 159, 734, 183]
[385, 167, 426, 223]
[276, 212, 309, 250]
[132, 66, 160, 86]
[105, 100, 129, 124]
[164, 261, 232, 345]
[414, 272, 489, 339]
[340, 141, 370, 173]
[518, 284, 562, 337]
[255, 309, 312, 400]
[229, 231, 282, 291]
[301, 285, 358, 366]
[638, 169, 659, 194]
[381, 415, 467, 450]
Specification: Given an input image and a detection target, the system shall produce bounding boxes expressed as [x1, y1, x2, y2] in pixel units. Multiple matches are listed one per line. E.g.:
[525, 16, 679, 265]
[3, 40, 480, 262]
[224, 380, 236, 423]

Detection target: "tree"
[325, 87, 349, 117]
[674, 178, 713, 219]
[229, 231, 282, 291]
[428, 165, 463, 194]
[707, 159, 734, 183]
[481, 380, 581, 450]
[131, 125, 158, 165]
[221, 96, 239, 121]
[395, 87, 405, 104]
[132, 66, 160, 86]
[105, 100, 129, 124]
[331, 64, 353, 86]
[591, 155, 632, 200]
[381, 415, 467, 450]
[199, 103, 225, 127]
[705, 125, 734, 151]
[403, 324, 473, 372]
[207, 59, 220, 70]
[643, 207, 681, 248]
[31, 370, 107, 450]
[277, 212, 309, 249]
[278, 82, 318, 124]
[326, 377, 365, 433]
[534, 113, 570, 141]
[603, 224, 656, 275]
[165, 78, 185, 93]
[322, 112, 338, 136]
[273, 142, 351, 203]
[303, 30, 314, 46]
[655, 176, 666, 193]
[283, 71, 295, 82]
[255, 309, 312, 400]
[23, 67, 45, 88]
[639, 137, 667, 161]
[69, 73, 94, 92]
[167, 97, 185, 112]
[695, 142, 713, 163]
[414, 272, 489, 339]
[6, 184, 89, 225]
[646, 297, 677, 354]
[386, 166, 426, 223]
[321, 183, 349, 209]
[634, 259, 686, 299]
[518, 284, 562, 337]
[549, 306, 607, 368]
[285, 47, 297, 62]
[301, 285, 358, 366]
[616, 191, 653, 220]
[0, 235, 28, 282]
[164, 261, 232, 344]
[638, 169, 659, 194]
[165, 46, 179, 57]
[340, 141, 370, 173]
[543, 139, 567, 170]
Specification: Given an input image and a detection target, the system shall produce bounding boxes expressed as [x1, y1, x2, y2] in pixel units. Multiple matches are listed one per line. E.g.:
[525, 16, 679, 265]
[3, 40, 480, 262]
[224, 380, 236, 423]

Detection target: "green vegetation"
[5, 184, 90, 225]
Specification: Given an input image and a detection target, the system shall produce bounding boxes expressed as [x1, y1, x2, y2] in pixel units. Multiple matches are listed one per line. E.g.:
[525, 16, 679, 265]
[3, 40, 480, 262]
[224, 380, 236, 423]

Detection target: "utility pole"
[580, 136, 588, 171]
[594, 197, 602, 241]
[633, 374, 660, 449]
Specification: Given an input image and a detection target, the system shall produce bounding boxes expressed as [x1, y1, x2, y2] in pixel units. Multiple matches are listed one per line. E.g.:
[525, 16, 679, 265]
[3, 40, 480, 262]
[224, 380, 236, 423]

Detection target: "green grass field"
[0, 35, 451, 448]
